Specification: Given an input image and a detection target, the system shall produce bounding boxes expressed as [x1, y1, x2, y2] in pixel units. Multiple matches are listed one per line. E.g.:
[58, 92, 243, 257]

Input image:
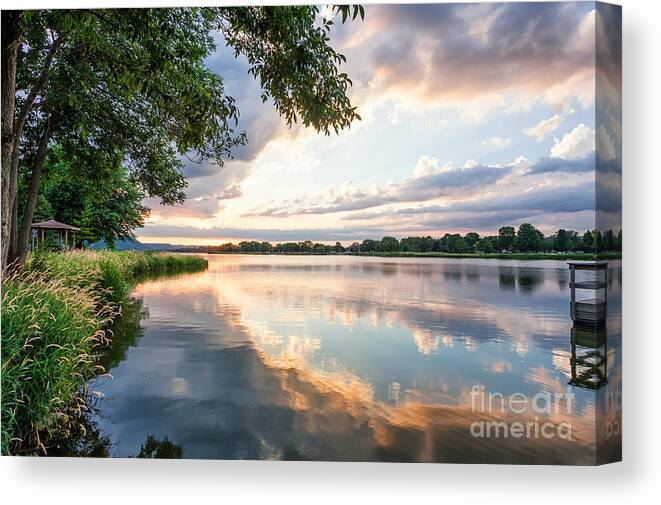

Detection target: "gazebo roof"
[31, 219, 80, 231]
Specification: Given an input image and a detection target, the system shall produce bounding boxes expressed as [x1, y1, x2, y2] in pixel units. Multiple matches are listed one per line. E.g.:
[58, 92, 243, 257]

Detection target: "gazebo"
[31, 219, 80, 250]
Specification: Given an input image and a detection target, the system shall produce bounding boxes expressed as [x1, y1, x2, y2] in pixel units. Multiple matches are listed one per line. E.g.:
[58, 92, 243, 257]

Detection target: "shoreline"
[192, 251, 622, 261]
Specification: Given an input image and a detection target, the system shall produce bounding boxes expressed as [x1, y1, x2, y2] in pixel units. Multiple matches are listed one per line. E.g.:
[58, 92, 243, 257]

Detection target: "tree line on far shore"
[189, 223, 622, 255]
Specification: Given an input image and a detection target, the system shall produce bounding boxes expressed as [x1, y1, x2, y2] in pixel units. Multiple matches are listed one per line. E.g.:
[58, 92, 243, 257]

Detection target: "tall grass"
[1, 251, 207, 455]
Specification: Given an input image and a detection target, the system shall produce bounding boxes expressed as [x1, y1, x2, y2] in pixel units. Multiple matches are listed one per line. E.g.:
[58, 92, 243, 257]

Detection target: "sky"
[136, 2, 622, 246]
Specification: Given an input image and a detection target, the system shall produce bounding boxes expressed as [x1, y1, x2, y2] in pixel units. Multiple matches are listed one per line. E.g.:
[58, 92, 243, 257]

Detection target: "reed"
[1, 250, 207, 455]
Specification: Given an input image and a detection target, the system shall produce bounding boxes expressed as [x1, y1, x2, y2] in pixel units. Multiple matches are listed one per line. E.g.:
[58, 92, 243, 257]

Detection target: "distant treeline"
[183, 223, 622, 255]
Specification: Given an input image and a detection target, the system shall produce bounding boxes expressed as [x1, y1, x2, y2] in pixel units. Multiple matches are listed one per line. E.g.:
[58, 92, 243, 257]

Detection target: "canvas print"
[1, 2, 621, 464]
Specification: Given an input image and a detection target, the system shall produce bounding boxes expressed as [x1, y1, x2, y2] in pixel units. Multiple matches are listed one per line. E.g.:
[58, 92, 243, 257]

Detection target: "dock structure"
[568, 261, 608, 325]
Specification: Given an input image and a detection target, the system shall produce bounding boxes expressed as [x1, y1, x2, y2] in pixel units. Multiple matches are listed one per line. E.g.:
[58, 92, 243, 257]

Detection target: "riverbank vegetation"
[179, 223, 622, 258]
[1, 251, 207, 455]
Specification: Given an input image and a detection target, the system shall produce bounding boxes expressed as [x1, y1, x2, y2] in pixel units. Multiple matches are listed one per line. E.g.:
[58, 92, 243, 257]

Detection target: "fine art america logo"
[469, 385, 575, 440]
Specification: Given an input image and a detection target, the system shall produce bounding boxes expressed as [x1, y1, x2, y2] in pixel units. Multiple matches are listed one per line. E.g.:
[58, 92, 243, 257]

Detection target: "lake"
[86, 254, 622, 463]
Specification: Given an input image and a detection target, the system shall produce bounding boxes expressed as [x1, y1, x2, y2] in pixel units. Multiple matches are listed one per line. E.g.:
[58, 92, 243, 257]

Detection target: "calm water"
[86, 255, 622, 463]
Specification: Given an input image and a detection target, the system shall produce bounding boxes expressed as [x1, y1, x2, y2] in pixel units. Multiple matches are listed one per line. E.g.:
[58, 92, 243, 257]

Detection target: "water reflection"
[86, 255, 621, 463]
[569, 325, 608, 391]
[101, 296, 148, 371]
[136, 435, 184, 459]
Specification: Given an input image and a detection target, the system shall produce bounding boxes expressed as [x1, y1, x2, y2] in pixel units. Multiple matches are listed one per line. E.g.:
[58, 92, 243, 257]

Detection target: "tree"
[593, 230, 603, 253]
[554, 229, 569, 252]
[479, 238, 494, 254]
[379, 236, 399, 252]
[1, 11, 23, 271]
[582, 230, 594, 253]
[602, 229, 615, 252]
[441, 233, 461, 253]
[565, 230, 579, 251]
[418, 236, 434, 252]
[616, 230, 622, 251]
[359, 239, 378, 252]
[464, 232, 480, 252]
[454, 237, 467, 253]
[515, 223, 544, 252]
[1, 6, 364, 272]
[498, 226, 516, 252]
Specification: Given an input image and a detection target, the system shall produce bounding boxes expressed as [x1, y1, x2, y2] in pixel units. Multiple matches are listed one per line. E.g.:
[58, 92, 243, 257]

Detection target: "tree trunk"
[4, 31, 64, 272]
[16, 116, 52, 269]
[7, 136, 21, 264]
[8, 193, 18, 262]
[1, 11, 22, 275]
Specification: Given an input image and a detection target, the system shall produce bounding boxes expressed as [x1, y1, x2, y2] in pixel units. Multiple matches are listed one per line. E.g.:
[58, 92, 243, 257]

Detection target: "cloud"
[446, 182, 596, 214]
[217, 183, 243, 200]
[137, 224, 391, 242]
[346, 181, 597, 222]
[145, 196, 222, 220]
[181, 158, 222, 179]
[523, 113, 564, 142]
[550, 124, 595, 160]
[596, 124, 616, 161]
[420, 210, 545, 231]
[595, 4, 622, 113]
[526, 156, 594, 176]
[336, 3, 597, 111]
[595, 177, 621, 214]
[482, 137, 510, 148]
[148, 159, 250, 219]
[244, 156, 512, 218]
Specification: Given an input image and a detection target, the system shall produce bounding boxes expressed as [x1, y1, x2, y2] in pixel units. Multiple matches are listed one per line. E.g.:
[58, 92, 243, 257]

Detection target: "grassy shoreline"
[1, 250, 207, 455]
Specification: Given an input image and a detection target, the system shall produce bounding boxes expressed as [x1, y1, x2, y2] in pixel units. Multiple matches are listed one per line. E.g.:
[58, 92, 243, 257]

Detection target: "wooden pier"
[568, 261, 608, 325]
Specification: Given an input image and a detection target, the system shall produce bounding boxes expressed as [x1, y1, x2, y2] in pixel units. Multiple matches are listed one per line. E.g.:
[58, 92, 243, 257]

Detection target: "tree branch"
[12, 34, 64, 141]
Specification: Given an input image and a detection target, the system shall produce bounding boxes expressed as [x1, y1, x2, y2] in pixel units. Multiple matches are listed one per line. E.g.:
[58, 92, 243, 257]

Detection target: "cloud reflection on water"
[91, 255, 621, 463]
